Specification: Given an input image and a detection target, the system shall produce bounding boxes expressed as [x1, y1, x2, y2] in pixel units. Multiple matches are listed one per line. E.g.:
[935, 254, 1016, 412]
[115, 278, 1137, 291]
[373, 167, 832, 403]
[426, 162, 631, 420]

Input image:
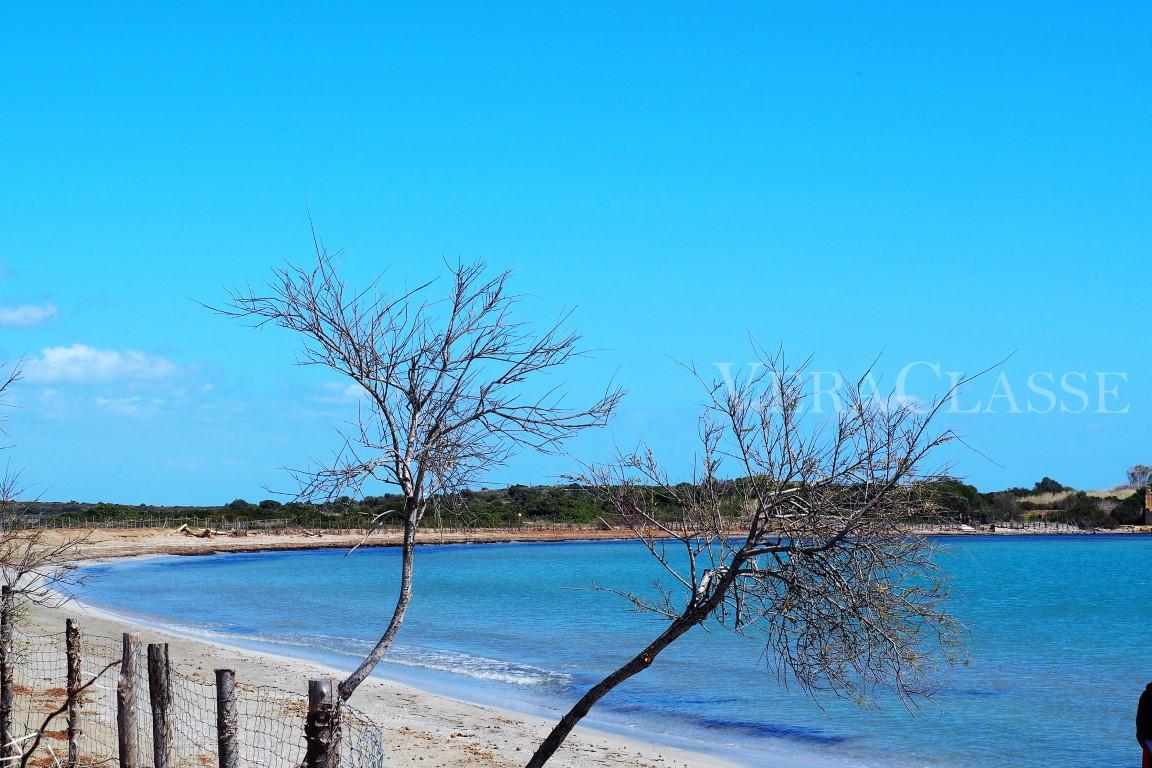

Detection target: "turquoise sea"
[75, 536, 1151, 767]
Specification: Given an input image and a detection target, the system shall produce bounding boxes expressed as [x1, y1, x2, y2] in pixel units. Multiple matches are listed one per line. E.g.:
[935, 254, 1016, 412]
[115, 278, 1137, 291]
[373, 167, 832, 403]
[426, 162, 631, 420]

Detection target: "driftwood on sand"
[168, 524, 240, 539]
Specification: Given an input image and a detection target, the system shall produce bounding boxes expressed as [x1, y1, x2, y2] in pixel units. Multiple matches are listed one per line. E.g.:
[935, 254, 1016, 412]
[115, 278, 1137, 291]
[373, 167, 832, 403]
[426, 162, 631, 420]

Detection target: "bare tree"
[526, 354, 962, 767]
[0, 362, 92, 760]
[1127, 465, 1152, 488]
[215, 244, 622, 702]
[0, 364, 90, 610]
[0, 485, 91, 609]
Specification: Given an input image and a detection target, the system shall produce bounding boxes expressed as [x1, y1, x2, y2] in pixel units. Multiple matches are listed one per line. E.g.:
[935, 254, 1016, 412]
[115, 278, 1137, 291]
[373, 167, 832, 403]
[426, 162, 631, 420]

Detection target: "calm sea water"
[75, 536, 1151, 767]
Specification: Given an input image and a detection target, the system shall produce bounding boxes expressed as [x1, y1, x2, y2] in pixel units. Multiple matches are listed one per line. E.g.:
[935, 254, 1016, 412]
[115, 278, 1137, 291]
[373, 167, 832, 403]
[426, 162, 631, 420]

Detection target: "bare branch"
[16, 659, 120, 766]
[0, 364, 93, 612]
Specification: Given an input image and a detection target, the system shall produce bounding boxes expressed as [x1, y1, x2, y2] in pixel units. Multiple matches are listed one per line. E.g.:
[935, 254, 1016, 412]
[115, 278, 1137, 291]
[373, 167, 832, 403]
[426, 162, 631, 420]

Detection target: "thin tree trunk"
[337, 510, 418, 701]
[524, 616, 699, 768]
[525, 566, 741, 768]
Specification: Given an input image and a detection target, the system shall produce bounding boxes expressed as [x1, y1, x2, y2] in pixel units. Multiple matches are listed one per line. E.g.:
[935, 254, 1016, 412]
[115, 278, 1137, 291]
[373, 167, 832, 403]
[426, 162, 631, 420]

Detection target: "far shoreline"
[45, 522, 1152, 566]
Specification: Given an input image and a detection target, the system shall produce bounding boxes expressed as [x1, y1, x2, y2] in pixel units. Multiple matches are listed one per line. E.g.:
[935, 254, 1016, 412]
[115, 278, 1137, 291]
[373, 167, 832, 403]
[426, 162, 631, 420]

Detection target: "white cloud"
[24, 344, 180, 383]
[92, 395, 168, 416]
[313, 381, 369, 404]
[94, 396, 145, 416]
[0, 303, 57, 327]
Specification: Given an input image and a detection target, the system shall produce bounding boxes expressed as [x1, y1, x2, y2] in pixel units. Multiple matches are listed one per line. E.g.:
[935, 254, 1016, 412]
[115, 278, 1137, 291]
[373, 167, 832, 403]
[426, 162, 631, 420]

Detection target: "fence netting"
[7, 627, 386, 767]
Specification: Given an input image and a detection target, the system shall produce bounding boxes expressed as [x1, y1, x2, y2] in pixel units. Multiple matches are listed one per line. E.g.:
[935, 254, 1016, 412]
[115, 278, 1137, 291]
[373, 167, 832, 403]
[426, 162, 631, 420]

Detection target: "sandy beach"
[40, 525, 674, 559]
[36, 520, 1146, 565]
[20, 528, 742, 768]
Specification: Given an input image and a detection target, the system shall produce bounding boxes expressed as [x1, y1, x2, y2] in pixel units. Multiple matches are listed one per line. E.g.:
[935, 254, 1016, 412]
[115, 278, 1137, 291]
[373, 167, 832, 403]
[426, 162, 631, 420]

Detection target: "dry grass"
[1087, 486, 1137, 499]
[1019, 486, 1138, 507]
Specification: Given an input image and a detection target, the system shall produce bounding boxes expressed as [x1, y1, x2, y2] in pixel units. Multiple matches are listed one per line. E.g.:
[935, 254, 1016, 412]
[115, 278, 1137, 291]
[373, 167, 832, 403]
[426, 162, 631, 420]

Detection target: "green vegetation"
[17, 469, 1152, 531]
[926, 474, 1144, 529]
[18, 488, 614, 530]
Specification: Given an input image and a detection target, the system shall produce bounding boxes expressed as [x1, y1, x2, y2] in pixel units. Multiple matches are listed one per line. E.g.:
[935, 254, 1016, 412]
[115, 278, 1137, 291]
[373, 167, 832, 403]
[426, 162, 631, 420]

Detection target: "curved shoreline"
[29, 588, 748, 768]
[51, 526, 669, 562]
[37, 529, 768, 768]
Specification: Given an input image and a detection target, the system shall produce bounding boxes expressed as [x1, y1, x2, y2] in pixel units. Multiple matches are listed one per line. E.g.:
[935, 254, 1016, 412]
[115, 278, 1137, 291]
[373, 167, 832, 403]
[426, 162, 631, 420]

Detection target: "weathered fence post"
[66, 618, 82, 768]
[117, 632, 140, 768]
[0, 585, 13, 761]
[304, 678, 341, 768]
[147, 643, 172, 768]
[215, 669, 238, 768]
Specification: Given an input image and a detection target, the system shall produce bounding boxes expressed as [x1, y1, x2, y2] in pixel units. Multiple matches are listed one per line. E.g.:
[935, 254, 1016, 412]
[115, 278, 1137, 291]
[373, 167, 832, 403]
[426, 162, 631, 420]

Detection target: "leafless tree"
[526, 354, 962, 767]
[215, 244, 622, 702]
[0, 361, 92, 760]
[1127, 465, 1152, 489]
[0, 364, 90, 612]
[0, 476, 91, 610]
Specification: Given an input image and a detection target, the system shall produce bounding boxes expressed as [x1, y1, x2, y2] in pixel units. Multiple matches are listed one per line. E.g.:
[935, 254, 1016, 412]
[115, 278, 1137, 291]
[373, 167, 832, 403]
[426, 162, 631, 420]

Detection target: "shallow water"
[75, 536, 1152, 767]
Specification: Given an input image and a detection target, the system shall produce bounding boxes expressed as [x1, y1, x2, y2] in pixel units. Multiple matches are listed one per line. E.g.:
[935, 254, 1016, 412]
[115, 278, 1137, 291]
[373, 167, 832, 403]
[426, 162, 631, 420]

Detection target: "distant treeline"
[17, 476, 1148, 530]
[18, 485, 622, 529]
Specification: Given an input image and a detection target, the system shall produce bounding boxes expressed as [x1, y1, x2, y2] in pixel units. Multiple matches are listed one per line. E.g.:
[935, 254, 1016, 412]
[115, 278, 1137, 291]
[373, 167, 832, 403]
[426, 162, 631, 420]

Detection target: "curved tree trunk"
[338, 511, 418, 701]
[524, 616, 698, 768]
[526, 565, 742, 768]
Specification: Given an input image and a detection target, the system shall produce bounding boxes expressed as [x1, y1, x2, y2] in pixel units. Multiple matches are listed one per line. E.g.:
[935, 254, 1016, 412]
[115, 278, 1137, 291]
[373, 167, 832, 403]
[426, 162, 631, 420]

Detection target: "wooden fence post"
[304, 678, 341, 768]
[215, 669, 238, 768]
[0, 586, 13, 761]
[66, 618, 82, 768]
[117, 633, 139, 768]
[147, 643, 172, 768]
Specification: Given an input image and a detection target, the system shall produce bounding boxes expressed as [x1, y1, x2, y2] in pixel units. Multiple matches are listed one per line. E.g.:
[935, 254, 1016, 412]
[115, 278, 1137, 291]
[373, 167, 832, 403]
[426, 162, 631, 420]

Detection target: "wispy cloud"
[0, 303, 57, 327]
[24, 344, 180, 383]
[92, 395, 169, 416]
[312, 381, 369, 404]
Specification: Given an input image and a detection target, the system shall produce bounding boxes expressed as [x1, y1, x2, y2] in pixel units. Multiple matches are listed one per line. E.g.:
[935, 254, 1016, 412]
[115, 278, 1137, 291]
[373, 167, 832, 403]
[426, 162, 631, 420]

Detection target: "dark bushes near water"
[920, 477, 1144, 529]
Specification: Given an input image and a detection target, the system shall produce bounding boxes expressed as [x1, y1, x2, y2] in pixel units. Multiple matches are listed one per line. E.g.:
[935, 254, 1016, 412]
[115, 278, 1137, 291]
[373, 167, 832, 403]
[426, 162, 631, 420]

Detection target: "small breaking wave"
[383, 645, 571, 688]
[75, 605, 572, 692]
[223, 629, 571, 688]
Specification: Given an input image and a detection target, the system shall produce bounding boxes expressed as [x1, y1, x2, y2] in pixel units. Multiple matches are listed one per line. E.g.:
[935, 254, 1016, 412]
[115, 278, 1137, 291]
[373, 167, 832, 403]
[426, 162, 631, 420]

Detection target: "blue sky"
[1, 3, 1148, 504]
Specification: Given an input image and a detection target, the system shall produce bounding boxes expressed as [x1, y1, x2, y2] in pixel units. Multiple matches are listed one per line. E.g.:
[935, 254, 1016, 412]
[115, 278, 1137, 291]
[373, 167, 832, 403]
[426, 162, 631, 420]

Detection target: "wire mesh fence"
[6, 625, 386, 767]
[907, 520, 1084, 533]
